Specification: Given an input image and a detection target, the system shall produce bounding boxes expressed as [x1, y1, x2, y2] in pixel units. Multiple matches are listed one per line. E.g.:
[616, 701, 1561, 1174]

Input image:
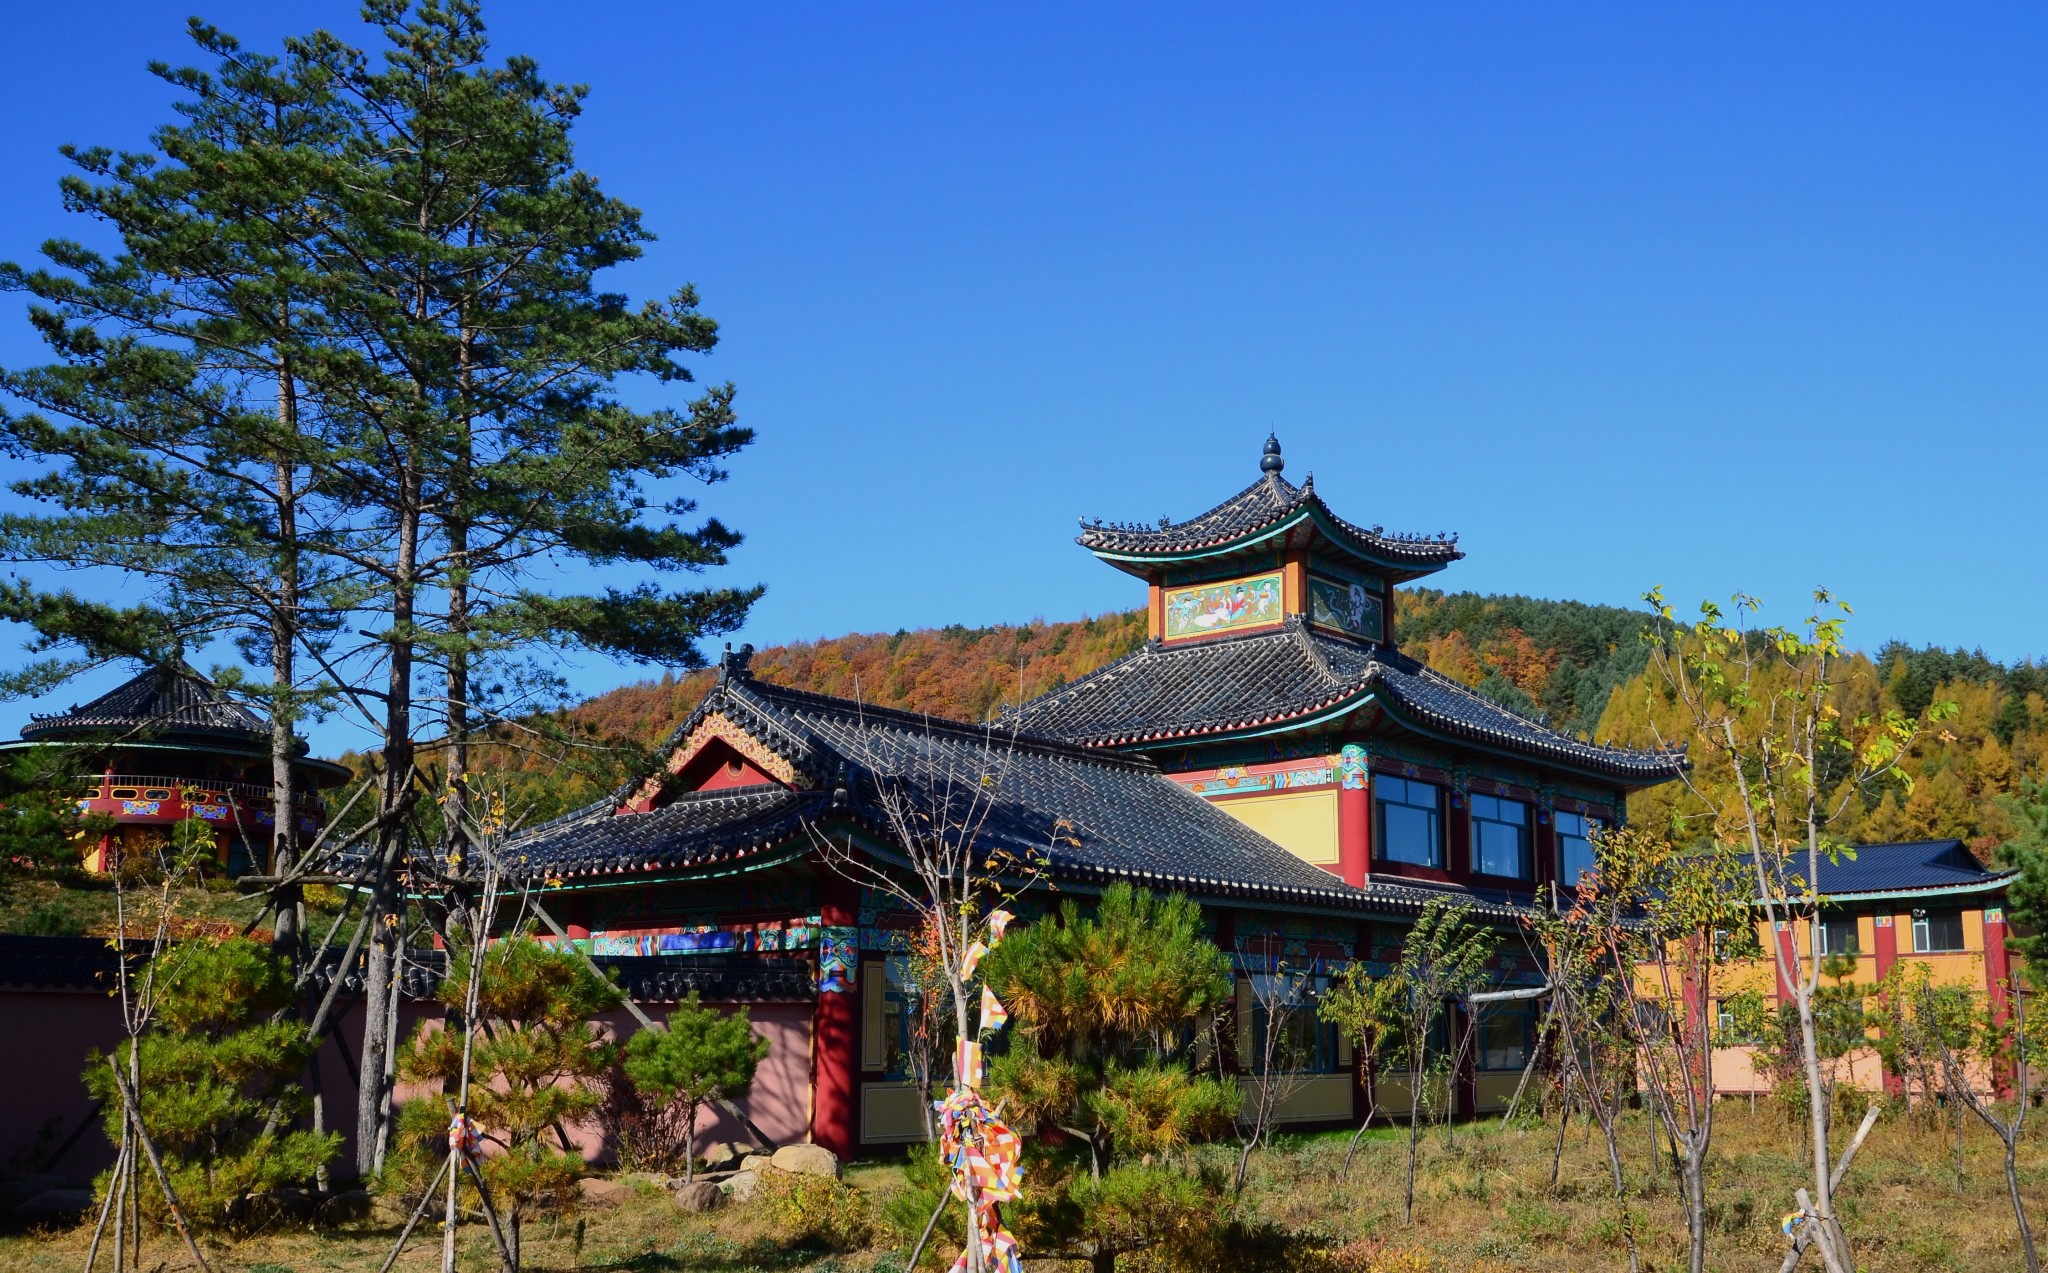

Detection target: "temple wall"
[1214, 788, 1340, 867]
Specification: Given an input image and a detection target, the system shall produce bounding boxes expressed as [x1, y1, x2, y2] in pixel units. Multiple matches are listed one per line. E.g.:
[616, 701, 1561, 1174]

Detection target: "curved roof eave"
[1076, 684, 1678, 787]
[1085, 506, 1457, 582]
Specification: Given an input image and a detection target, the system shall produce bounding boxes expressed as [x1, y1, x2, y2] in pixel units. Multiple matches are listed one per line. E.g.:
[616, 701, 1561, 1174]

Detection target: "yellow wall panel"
[1237, 1074, 1353, 1124]
[1216, 789, 1340, 866]
[861, 1082, 931, 1143]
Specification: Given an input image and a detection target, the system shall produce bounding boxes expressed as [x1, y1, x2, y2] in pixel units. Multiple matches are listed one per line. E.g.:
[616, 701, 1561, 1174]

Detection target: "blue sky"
[1, 3, 2044, 750]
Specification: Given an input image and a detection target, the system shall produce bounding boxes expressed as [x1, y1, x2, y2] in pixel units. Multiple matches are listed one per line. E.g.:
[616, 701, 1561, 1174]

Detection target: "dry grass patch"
[0, 1107, 2039, 1271]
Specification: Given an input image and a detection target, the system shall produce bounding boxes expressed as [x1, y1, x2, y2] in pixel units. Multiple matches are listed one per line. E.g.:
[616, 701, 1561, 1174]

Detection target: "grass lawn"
[0, 874, 348, 941]
[0, 1105, 2040, 1271]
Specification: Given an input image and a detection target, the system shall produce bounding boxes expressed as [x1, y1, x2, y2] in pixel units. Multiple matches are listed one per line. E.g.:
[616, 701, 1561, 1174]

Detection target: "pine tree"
[395, 934, 622, 1266]
[0, 21, 358, 949]
[83, 937, 340, 1231]
[623, 993, 771, 1182]
[287, 4, 760, 1169]
[981, 884, 1240, 1271]
[0, 1, 762, 1176]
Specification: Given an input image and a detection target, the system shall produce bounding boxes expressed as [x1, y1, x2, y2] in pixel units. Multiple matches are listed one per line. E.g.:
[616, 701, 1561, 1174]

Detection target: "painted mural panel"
[1307, 574, 1385, 641]
[1163, 571, 1284, 639]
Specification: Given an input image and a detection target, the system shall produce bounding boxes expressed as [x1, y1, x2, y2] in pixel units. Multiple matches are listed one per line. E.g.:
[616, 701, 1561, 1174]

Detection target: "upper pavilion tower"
[1078, 433, 1462, 647]
[1016, 436, 1679, 897]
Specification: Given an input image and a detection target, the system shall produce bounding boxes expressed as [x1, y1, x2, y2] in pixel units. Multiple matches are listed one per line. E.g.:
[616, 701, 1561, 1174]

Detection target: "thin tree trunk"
[1683, 1156, 1708, 1273]
[356, 468, 420, 1178]
[1550, 1098, 1571, 1190]
[372, 924, 406, 1175]
[268, 359, 301, 962]
[684, 1105, 697, 1183]
[2005, 1138, 2041, 1273]
[1404, 1041, 1425, 1223]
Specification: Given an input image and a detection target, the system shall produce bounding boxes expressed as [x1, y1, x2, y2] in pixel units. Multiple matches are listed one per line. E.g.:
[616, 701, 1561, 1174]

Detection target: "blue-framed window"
[1556, 811, 1601, 886]
[1376, 776, 1443, 868]
[1470, 793, 1532, 879]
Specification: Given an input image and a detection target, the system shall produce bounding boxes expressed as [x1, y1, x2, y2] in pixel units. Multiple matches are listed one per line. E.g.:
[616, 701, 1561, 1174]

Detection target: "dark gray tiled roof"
[20, 663, 266, 743]
[506, 656, 1532, 921]
[1753, 839, 2017, 900]
[1078, 467, 1461, 575]
[1009, 619, 1682, 783]
[514, 785, 827, 879]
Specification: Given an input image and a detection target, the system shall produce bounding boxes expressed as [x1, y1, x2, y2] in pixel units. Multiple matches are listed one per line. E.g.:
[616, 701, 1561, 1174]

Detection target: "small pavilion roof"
[1008, 618, 1683, 784]
[9, 661, 351, 784]
[1078, 436, 1463, 582]
[20, 663, 266, 744]
[506, 649, 1534, 921]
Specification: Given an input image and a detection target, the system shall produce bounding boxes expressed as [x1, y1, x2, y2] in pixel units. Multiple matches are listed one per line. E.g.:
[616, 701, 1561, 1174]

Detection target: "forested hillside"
[1599, 639, 2048, 860]
[470, 592, 2046, 855]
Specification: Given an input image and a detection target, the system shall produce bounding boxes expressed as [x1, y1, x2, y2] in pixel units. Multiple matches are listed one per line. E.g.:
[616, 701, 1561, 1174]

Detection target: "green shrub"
[17, 898, 82, 936]
[759, 1170, 874, 1252]
[83, 937, 338, 1232]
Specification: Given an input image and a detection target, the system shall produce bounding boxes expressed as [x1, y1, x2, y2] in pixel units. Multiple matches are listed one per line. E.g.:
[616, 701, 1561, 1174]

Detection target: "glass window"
[1912, 910, 1965, 954]
[1375, 776, 1443, 868]
[1819, 917, 1860, 957]
[1477, 1004, 1533, 1071]
[1248, 974, 1338, 1073]
[1556, 811, 1601, 886]
[1469, 794, 1532, 879]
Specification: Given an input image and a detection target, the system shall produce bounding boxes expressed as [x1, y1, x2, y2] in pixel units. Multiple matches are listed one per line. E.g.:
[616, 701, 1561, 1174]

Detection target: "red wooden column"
[1985, 906, 2015, 1098]
[812, 875, 861, 1159]
[1873, 916, 1903, 1096]
[1448, 784, 1472, 882]
[1773, 922, 1798, 1004]
[1337, 744, 1370, 888]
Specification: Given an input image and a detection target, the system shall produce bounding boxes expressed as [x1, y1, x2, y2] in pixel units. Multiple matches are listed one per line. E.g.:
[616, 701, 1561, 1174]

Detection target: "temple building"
[1705, 839, 2018, 1098]
[502, 436, 1685, 1159]
[0, 662, 349, 875]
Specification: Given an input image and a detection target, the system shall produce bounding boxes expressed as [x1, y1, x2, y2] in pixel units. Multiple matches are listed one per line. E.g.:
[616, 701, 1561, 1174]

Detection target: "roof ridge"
[722, 674, 1168, 774]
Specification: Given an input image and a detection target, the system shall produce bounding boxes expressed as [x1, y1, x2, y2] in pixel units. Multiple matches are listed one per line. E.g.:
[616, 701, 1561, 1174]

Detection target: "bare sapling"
[1320, 957, 1404, 1176]
[1923, 982, 2039, 1272]
[1529, 876, 1641, 1273]
[1232, 944, 1313, 1192]
[1388, 899, 1495, 1224]
[1639, 587, 1952, 1273]
[805, 696, 1052, 1273]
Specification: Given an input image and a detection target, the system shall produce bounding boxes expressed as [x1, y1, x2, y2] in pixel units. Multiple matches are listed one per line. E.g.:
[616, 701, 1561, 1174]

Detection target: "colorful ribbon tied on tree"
[937, 1087, 1024, 1273]
[935, 908, 1022, 1273]
[447, 1112, 482, 1164]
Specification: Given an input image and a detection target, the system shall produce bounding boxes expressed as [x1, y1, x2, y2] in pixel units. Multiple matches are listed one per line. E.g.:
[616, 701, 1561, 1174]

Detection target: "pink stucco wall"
[0, 989, 127, 1184]
[385, 1001, 814, 1168]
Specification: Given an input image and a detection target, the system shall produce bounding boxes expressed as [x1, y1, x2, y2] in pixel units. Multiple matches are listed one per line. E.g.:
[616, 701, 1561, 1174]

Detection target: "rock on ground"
[577, 1177, 631, 1208]
[698, 1141, 756, 1173]
[770, 1144, 840, 1178]
[738, 1154, 775, 1176]
[673, 1181, 726, 1213]
[723, 1171, 761, 1203]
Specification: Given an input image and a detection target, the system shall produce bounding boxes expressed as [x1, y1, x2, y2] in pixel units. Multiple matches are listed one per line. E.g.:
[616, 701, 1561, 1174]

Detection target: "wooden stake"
[376, 1153, 452, 1273]
[105, 1061, 212, 1273]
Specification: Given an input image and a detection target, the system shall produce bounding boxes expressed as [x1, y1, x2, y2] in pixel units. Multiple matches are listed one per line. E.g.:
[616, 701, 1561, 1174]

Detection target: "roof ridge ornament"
[717, 642, 756, 683]
[1260, 433, 1284, 476]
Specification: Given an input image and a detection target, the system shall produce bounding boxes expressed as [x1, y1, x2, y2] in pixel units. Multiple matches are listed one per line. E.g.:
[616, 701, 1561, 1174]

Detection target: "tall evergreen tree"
[305, 0, 757, 1173]
[1, 0, 760, 1180]
[0, 21, 358, 954]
